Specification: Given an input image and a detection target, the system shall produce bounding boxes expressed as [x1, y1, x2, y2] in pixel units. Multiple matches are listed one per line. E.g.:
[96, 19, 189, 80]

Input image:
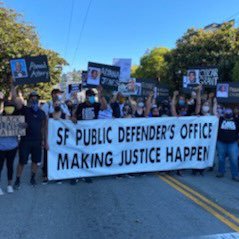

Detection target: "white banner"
[48, 116, 219, 180]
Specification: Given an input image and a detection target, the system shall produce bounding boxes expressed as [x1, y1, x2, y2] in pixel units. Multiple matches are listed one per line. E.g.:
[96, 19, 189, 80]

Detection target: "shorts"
[19, 141, 42, 165]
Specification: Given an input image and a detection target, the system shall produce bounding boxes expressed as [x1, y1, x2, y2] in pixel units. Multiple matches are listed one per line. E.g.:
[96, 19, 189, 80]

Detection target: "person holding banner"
[0, 101, 19, 195]
[73, 86, 107, 183]
[42, 88, 70, 117]
[213, 99, 239, 181]
[42, 99, 70, 184]
[14, 92, 47, 189]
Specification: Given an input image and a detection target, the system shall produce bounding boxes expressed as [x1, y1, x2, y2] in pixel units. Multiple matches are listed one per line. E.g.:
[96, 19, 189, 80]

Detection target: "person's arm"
[171, 91, 179, 117]
[208, 92, 214, 115]
[97, 85, 107, 110]
[144, 91, 154, 117]
[213, 97, 218, 117]
[195, 85, 202, 115]
[10, 77, 17, 103]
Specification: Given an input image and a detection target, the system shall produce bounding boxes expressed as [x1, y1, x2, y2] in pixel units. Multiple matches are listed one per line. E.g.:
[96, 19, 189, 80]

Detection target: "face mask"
[54, 106, 61, 112]
[178, 100, 185, 106]
[119, 98, 125, 104]
[138, 102, 144, 108]
[67, 105, 73, 110]
[57, 95, 63, 101]
[89, 96, 95, 104]
[224, 109, 233, 119]
[191, 92, 197, 99]
[31, 100, 39, 112]
[4, 106, 15, 115]
[202, 106, 210, 113]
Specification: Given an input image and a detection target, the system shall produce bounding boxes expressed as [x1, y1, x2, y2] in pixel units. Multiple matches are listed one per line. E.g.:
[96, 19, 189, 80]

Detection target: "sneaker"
[232, 176, 239, 182]
[30, 177, 37, 187]
[126, 174, 135, 179]
[42, 178, 48, 185]
[7, 185, 14, 193]
[14, 178, 21, 190]
[56, 180, 62, 185]
[216, 173, 224, 178]
[0, 187, 4, 196]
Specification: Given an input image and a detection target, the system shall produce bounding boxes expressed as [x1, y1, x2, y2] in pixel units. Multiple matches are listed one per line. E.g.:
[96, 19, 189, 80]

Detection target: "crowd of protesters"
[0, 83, 239, 195]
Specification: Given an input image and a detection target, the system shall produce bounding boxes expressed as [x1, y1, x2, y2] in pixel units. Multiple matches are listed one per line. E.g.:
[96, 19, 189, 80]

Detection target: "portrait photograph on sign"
[10, 59, 28, 79]
[216, 83, 229, 98]
[87, 67, 101, 86]
[118, 78, 141, 96]
[183, 70, 200, 87]
[10, 55, 50, 85]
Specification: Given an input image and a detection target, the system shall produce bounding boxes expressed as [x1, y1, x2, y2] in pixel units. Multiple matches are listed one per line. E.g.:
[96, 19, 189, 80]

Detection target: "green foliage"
[132, 23, 239, 91]
[171, 23, 239, 83]
[232, 60, 239, 82]
[0, 5, 67, 100]
[131, 47, 171, 83]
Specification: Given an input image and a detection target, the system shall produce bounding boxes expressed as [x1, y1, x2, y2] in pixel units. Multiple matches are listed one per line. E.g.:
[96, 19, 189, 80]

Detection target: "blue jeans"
[217, 141, 239, 177]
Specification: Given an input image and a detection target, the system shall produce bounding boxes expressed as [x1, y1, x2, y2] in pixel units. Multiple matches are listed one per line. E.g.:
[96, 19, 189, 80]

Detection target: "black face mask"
[54, 106, 61, 112]
[67, 105, 73, 110]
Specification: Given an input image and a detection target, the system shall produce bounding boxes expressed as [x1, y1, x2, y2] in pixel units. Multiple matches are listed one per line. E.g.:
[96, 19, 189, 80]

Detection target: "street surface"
[0, 162, 239, 239]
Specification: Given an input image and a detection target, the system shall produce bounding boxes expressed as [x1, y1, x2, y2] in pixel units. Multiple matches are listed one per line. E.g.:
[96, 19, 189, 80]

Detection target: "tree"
[171, 23, 239, 83]
[0, 5, 67, 100]
[131, 47, 171, 83]
[232, 60, 239, 82]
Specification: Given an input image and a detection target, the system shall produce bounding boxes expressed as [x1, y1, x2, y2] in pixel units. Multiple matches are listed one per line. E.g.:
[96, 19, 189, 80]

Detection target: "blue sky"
[3, 0, 239, 72]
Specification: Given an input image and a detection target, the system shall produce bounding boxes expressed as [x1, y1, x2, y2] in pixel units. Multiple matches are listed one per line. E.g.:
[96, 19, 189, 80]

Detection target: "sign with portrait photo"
[10, 55, 50, 85]
[118, 78, 141, 96]
[87, 62, 120, 90]
[217, 82, 239, 103]
[183, 68, 218, 89]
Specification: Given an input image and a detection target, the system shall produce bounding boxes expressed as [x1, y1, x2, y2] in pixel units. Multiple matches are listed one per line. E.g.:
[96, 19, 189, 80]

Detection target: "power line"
[64, 0, 75, 58]
[71, 0, 93, 67]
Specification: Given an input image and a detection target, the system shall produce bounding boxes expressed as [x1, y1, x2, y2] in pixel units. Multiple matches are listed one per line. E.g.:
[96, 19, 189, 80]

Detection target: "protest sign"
[217, 82, 239, 103]
[0, 116, 25, 137]
[81, 70, 88, 88]
[183, 68, 218, 89]
[68, 83, 81, 94]
[48, 116, 218, 180]
[136, 78, 159, 97]
[87, 62, 120, 90]
[10, 55, 50, 85]
[118, 78, 141, 96]
[157, 84, 169, 101]
[112, 58, 132, 82]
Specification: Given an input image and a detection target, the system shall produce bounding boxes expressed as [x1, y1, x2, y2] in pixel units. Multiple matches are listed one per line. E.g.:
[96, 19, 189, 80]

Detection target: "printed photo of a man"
[217, 84, 229, 98]
[10, 59, 28, 79]
[87, 67, 101, 86]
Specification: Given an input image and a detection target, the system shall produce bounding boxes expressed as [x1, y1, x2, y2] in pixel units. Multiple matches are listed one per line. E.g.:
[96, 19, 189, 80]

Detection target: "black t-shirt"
[16, 106, 46, 142]
[218, 117, 239, 143]
[75, 102, 100, 120]
[111, 102, 121, 118]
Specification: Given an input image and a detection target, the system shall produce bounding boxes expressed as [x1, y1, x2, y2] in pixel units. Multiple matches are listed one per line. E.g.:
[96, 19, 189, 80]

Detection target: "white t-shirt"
[98, 106, 113, 119]
[42, 101, 71, 116]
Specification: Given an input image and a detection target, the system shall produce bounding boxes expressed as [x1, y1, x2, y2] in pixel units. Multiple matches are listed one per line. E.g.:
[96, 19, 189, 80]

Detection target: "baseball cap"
[29, 91, 40, 98]
[86, 89, 96, 97]
[51, 88, 64, 95]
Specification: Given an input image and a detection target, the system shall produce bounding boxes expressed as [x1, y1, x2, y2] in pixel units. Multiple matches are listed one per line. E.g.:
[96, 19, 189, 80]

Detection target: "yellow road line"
[163, 174, 239, 225]
[158, 175, 239, 232]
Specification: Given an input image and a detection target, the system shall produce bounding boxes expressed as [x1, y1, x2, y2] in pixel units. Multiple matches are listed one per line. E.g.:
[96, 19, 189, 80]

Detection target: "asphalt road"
[0, 162, 239, 239]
